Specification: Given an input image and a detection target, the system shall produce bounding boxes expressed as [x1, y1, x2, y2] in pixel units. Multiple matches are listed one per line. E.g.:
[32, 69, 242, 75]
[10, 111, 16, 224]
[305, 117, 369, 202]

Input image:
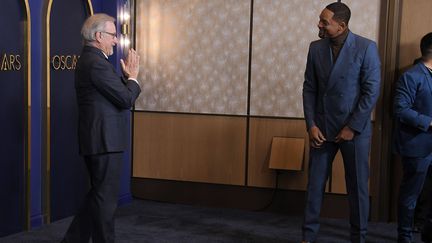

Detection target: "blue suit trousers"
[398, 153, 432, 242]
[302, 135, 371, 243]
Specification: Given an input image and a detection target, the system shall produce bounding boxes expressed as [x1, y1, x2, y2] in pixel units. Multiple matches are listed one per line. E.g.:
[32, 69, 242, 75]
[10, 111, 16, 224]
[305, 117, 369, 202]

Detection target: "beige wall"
[135, 0, 251, 115]
[134, 0, 381, 117]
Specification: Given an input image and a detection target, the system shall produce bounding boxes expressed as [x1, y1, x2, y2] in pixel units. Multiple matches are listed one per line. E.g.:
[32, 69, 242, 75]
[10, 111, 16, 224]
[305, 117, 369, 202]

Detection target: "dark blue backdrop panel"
[50, 0, 91, 221]
[0, 0, 26, 237]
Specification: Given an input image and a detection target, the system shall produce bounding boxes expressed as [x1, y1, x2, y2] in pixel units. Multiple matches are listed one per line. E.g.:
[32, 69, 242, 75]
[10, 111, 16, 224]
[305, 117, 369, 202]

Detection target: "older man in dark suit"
[302, 2, 381, 243]
[394, 32, 432, 243]
[62, 13, 141, 243]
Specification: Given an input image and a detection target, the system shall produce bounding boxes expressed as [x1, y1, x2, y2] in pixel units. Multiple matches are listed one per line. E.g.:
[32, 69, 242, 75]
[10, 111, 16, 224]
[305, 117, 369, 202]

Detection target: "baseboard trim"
[131, 177, 350, 219]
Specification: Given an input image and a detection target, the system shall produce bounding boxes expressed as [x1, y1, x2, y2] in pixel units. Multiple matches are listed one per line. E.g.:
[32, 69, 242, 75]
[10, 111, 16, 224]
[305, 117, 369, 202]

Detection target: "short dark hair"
[326, 2, 351, 25]
[420, 32, 432, 60]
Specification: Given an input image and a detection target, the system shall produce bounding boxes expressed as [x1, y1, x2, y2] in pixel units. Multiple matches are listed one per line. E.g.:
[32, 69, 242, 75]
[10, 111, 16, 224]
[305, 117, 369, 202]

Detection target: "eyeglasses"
[101, 31, 117, 38]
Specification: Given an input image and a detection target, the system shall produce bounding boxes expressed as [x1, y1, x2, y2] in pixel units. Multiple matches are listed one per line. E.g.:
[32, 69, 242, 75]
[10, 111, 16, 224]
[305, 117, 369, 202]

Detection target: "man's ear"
[94, 32, 102, 43]
[339, 22, 347, 30]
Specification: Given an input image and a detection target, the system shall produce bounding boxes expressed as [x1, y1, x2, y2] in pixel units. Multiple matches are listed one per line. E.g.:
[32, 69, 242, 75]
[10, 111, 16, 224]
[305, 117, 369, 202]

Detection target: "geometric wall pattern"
[135, 0, 251, 115]
[135, 0, 381, 117]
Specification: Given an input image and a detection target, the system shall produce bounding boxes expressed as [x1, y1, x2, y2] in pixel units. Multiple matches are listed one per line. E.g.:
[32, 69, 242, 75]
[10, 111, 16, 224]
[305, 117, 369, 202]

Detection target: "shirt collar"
[330, 28, 349, 47]
[101, 51, 108, 59]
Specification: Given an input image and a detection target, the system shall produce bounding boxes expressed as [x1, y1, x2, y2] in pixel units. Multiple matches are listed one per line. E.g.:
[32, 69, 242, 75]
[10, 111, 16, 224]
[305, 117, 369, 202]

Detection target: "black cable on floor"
[254, 170, 281, 212]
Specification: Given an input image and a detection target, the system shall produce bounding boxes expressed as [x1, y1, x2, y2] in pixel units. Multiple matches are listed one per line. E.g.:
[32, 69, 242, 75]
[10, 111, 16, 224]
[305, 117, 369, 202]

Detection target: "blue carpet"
[0, 199, 413, 242]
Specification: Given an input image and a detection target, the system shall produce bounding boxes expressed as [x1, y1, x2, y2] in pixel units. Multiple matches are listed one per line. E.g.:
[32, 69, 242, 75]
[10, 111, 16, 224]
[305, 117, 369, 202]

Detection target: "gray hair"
[81, 13, 115, 44]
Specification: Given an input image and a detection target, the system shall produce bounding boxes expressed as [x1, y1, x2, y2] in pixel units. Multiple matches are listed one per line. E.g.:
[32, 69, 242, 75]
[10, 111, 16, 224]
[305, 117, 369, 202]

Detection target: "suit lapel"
[419, 63, 432, 95]
[327, 31, 356, 91]
[318, 39, 332, 83]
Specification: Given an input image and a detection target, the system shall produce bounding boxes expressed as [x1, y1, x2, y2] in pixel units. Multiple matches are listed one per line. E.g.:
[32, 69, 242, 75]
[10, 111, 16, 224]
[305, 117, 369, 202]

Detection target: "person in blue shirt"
[394, 32, 432, 243]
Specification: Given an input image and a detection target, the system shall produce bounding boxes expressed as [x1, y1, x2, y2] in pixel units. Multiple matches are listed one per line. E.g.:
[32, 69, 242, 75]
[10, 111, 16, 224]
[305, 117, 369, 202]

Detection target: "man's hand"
[335, 126, 355, 143]
[120, 49, 140, 80]
[309, 125, 326, 148]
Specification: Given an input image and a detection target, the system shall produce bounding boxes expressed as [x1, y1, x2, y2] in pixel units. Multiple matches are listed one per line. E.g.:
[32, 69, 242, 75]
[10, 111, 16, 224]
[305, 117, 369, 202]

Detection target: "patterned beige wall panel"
[135, 0, 251, 115]
[133, 112, 246, 185]
[250, 0, 381, 117]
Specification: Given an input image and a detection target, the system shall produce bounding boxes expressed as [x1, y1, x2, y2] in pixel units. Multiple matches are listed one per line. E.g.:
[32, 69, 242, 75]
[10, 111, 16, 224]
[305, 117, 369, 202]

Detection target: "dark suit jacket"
[75, 45, 141, 155]
[394, 62, 432, 157]
[303, 31, 381, 141]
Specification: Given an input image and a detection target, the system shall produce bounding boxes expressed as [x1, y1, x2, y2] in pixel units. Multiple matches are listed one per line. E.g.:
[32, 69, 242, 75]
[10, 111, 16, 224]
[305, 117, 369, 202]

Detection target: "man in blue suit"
[302, 2, 381, 243]
[62, 14, 141, 243]
[394, 32, 432, 243]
